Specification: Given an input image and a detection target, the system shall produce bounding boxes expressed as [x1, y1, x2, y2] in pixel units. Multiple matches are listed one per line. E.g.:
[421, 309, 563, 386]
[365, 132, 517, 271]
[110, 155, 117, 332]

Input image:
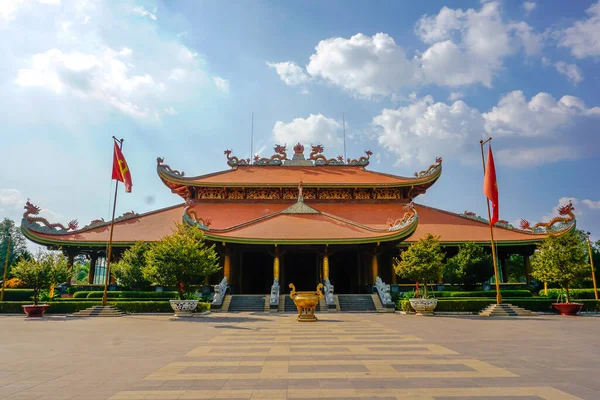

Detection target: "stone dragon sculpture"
[308, 145, 344, 165]
[156, 157, 185, 177]
[253, 144, 287, 165]
[224, 149, 250, 167]
[347, 150, 373, 166]
[387, 202, 417, 231]
[183, 199, 211, 229]
[23, 200, 78, 232]
[414, 157, 442, 178]
[520, 202, 576, 232]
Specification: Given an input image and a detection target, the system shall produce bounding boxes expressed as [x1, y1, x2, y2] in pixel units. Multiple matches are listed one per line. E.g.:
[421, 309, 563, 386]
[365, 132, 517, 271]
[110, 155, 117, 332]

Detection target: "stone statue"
[375, 276, 393, 305]
[212, 277, 228, 306]
[270, 278, 280, 305]
[323, 278, 335, 306]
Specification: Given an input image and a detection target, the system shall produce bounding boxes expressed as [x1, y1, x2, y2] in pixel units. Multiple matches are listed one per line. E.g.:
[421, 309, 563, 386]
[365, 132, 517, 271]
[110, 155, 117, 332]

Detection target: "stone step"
[479, 303, 537, 317]
[227, 295, 266, 312]
[337, 295, 376, 312]
[70, 305, 124, 317]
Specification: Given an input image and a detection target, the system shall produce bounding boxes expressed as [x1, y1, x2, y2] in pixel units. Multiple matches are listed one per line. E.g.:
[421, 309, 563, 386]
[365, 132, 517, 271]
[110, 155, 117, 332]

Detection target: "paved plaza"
[1, 312, 599, 400]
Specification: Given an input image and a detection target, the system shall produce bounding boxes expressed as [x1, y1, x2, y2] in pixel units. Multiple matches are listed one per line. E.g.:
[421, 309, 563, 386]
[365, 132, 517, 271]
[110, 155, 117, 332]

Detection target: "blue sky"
[1, 0, 599, 244]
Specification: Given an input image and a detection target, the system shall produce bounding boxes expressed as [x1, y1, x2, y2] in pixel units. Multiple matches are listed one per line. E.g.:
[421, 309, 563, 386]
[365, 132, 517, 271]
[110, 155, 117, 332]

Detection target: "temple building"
[21, 143, 576, 306]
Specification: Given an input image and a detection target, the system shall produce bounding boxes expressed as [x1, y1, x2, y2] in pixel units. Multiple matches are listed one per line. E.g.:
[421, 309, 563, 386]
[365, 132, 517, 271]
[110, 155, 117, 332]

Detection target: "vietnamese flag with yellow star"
[112, 140, 132, 193]
[483, 146, 498, 225]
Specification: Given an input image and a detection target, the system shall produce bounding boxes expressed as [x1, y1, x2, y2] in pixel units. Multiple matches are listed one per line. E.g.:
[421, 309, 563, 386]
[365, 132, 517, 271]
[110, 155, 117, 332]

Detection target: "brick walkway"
[1, 313, 598, 399]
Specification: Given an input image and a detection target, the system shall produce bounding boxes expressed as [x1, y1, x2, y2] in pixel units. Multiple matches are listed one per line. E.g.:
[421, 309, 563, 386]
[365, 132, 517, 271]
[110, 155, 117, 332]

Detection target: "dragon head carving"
[519, 219, 531, 230]
[365, 150, 373, 157]
[436, 156, 442, 164]
[224, 149, 232, 157]
[274, 144, 287, 155]
[68, 220, 79, 230]
[558, 202, 575, 215]
[24, 200, 41, 217]
[156, 157, 164, 165]
[311, 144, 324, 154]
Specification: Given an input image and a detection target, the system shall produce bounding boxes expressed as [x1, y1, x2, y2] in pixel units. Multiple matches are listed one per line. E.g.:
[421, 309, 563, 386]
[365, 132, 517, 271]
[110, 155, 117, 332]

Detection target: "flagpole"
[102, 137, 124, 307]
[586, 232, 598, 300]
[1, 235, 11, 302]
[480, 138, 502, 305]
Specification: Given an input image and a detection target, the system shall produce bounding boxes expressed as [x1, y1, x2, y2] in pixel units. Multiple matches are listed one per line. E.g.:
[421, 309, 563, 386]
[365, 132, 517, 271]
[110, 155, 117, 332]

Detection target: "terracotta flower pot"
[22, 304, 50, 318]
[552, 303, 583, 316]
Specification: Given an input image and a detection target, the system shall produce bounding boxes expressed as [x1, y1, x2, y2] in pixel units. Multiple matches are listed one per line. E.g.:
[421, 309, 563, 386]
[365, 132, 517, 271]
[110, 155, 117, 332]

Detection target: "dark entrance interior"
[329, 250, 365, 294]
[239, 251, 271, 294]
[282, 252, 318, 293]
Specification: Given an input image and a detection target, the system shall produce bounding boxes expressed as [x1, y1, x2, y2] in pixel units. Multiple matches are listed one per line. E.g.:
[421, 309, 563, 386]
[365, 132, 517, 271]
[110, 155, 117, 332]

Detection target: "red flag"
[112, 141, 132, 193]
[483, 146, 499, 225]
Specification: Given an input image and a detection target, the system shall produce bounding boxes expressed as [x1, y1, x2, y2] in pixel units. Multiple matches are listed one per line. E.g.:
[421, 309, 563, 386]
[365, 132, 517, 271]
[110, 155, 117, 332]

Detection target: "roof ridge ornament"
[157, 157, 185, 177]
[22, 199, 78, 233]
[309, 145, 344, 165]
[253, 144, 287, 165]
[183, 198, 212, 230]
[520, 201, 576, 233]
[347, 150, 372, 166]
[224, 149, 250, 168]
[387, 202, 417, 231]
[414, 157, 442, 178]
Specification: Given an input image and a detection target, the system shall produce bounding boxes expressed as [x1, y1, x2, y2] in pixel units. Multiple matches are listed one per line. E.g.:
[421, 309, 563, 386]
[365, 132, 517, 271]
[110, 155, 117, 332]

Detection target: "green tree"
[394, 233, 446, 298]
[144, 223, 220, 300]
[0, 218, 32, 278]
[531, 231, 588, 303]
[11, 251, 68, 305]
[444, 242, 493, 289]
[112, 242, 152, 290]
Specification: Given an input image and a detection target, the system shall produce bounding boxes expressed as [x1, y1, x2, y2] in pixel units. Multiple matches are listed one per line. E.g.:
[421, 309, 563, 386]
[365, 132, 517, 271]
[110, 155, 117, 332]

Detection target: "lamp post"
[585, 231, 598, 301]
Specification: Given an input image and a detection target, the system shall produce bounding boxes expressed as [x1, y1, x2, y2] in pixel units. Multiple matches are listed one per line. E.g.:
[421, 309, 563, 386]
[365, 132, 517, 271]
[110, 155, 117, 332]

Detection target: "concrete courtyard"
[0, 312, 598, 400]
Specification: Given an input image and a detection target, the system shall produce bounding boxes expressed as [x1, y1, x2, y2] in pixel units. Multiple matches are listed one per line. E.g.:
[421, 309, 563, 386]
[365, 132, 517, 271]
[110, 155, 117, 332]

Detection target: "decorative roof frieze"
[414, 157, 442, 179]
[157, 157, 185, 177]
[387, 202, 417, 231]
[22, 200, 78, 234]
[520, 202, 576, 234]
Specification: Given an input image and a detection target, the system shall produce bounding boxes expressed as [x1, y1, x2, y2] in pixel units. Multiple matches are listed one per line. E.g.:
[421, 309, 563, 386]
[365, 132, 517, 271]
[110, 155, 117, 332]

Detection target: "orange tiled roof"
[158, 165, 439, 187]
[23, 201, 556, 246]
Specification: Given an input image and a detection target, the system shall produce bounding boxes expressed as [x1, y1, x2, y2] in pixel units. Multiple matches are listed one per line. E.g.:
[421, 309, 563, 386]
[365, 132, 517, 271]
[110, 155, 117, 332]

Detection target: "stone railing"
[211, 277, 228, 307]
[375, 276, 395, 308]
[270, 278, 280, 309]
[323, 278, 336, 309]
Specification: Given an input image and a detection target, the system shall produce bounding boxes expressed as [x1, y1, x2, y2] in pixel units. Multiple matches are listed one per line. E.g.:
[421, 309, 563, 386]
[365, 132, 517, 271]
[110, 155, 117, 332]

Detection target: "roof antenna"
[343, 112, 347, 162]
[250, 112, 254, 162]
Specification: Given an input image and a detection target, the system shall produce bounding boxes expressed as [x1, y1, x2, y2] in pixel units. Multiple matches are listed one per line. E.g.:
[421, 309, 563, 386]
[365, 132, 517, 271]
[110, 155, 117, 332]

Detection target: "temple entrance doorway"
[239, 250, 271, 294]
[329, 250, 367, 294]
[282, 251, 319, 294]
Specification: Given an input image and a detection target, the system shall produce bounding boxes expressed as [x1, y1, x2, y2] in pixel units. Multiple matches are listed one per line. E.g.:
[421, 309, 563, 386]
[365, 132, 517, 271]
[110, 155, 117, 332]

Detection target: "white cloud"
[447, 92, 463, 101]
[522, 1, 536, 15]
[270, 2, 542, 98]
[558, 1, 600, 58]
[373, 90, 600, 167]
[0, 188, 25, 208]
[164, 106, 176, 115]
[305, 33, 417, 98]
[373, 96, 484, 166]
[554, 61, 583, 85]
[132, 5, 156, 21]
[1, 0, 60, 22]
[483, 91, 600, 137]
[213, 76, 229, 93]
[266, 61, 309, 86]
[273, 114, 343, 149]
[541, 197, 583, 223]
[583, 199, 600, 209]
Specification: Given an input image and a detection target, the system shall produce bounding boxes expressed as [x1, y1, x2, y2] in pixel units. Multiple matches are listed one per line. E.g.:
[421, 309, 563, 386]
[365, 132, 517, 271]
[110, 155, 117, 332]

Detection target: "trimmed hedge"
[0, 300, 211, 314]
[539, 288, 599, 300]
[434, 290, 533, 298]
[0, 289, 35, 301]
[397, 298, 600, 313]
[57, 297, 173, 302]
[73, 291, 179, 299]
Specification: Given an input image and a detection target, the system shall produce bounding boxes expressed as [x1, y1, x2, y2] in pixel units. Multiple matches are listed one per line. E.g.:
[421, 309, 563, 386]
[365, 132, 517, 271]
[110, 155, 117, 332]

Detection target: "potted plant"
[11, 251, 68, 317]
[531, 231, 588, 316]
[394, 233, 445, 315]
[144, 223, 220, 316]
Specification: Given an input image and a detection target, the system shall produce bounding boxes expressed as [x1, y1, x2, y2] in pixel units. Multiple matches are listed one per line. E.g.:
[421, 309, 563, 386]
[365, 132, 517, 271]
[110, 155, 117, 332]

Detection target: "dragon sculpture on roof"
[347, 150, 372, 166]
[309, 145, 344, 165]
[414, 157, 442, 178]
[157, 157, 185, 177]
[183, 199, 211, 230]
[520, 201, 576, 233]
[23, 200, 78, 232]
[224, 149, 250, 167]
[253, 144, 288, 166]
[387, 202, 417, 231]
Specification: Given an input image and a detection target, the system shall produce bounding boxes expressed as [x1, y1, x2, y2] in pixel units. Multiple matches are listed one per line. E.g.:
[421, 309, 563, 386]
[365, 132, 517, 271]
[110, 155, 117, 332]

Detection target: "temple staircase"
[479, 303, 537, 317]
[337, 295, 376, 312]
[70, 305, 124, 317]
[227, 295, 267, 312]
[281, 295, 297, 312]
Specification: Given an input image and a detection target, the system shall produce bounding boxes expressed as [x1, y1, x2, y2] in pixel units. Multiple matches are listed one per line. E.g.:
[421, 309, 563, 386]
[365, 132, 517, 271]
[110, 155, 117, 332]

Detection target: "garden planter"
[169, 300, 198, 316]
[22, 304, 50, 318]
[409, 298, 438, 315]
[552, 303, 583, 316]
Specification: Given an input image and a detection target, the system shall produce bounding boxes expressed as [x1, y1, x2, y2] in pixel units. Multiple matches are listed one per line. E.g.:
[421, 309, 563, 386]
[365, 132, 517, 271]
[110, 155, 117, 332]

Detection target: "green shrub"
[72, 291, 92, 298]
[68, 285, 105, 295]
[196, 302, 210, 313]
[56, 297, 172, 302]
[539, 288, 599, 300]
[433, 298, 600, 313]
[396, 299, 413, 313]
[84, 291, 179, 299]
[0, 300, 212, 314]
[0, 289, 34, 301]
[432, 290, 532, 298]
